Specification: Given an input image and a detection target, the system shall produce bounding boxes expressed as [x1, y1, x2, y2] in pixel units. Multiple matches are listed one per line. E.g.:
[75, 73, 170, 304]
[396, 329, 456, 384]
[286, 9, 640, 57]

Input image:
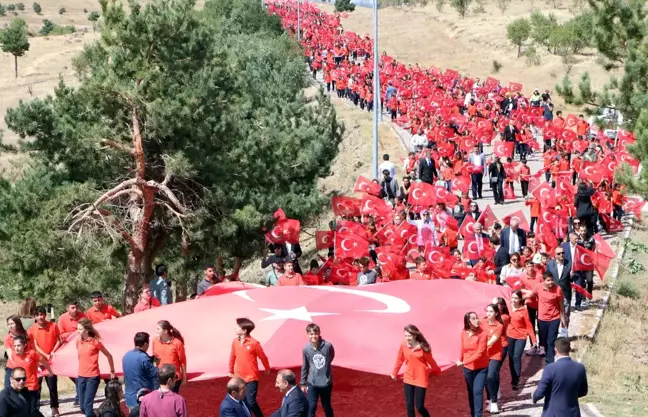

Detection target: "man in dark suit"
[417, 149, 437, 184]
[533, 338, 588, 417]
[0, 367, 30, 417]
[270, 370, 308, 417]
[490, 235, 510, 282]
[219, 377, 252, 417]
[500, 218, 527, 255]
[546, 249, 573, 322]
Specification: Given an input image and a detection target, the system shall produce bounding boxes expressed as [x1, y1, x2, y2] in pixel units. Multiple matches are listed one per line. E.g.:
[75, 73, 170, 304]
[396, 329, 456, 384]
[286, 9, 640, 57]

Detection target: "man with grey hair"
[270, 370, 308, 417]
[501, 218, 527, 255]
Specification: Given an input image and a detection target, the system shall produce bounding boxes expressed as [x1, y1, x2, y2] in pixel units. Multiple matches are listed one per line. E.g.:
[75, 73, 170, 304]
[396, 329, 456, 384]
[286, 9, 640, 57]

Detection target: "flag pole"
[297, 0, 301, 42]
[372, 0, 380, 179]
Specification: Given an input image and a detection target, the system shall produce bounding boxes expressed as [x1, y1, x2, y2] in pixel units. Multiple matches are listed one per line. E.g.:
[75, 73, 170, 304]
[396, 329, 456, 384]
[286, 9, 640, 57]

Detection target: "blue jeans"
[307, 384, 334, 417]
[538, 318, 561, 364]
[507, 337, 527, 387]
[245, 381, 263, 417]
[463, 367, 487, 417]
[77, 376, 100, 417]
[485, 359, 503, 402]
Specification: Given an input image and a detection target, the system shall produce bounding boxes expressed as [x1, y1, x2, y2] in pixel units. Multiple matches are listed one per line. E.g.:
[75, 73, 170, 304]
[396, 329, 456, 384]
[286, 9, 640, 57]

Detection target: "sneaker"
[511, 383, 519, 390]
[498, 389, 502, 401]
[490, 402, 500, 414]
[73, 400, 79, 407]
[525, 346, 538, 356]
[538, 346, 546, 356]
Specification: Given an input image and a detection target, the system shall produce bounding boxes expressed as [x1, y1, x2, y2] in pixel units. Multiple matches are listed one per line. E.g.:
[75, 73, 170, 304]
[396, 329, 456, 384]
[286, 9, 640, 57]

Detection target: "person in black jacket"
[418, 149, 437, 184]
[0, 367, 30, 417]
[96, 379, 125, 417]
[491, 235, 510, 283]
[574, 182, 597, 237]
[488, 158, 507, 204]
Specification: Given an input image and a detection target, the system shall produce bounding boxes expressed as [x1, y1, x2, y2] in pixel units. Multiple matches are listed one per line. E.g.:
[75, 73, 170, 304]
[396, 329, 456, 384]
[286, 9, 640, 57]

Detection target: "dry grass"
[320, 0, 618, 113]
[580, 224, 648, 417]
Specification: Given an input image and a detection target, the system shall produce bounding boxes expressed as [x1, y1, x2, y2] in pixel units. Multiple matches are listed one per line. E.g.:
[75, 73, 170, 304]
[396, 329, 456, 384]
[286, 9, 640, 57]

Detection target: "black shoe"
[73, 400, 79, 407]
[512, 384, 519, 390]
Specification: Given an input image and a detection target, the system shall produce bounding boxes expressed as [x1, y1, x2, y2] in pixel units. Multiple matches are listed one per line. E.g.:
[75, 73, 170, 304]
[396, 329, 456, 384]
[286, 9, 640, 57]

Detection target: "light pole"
[372, 0, 380, 179]
[297, 0, 301, 42]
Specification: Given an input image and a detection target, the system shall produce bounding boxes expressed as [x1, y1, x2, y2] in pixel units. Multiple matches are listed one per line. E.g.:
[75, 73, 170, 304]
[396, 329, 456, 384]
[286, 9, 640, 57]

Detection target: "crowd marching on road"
[1, 1, 643, 417]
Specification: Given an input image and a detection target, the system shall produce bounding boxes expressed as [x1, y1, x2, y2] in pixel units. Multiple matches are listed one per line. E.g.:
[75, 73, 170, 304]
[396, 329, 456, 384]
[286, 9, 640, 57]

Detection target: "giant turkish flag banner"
[49, 281, 511, 379]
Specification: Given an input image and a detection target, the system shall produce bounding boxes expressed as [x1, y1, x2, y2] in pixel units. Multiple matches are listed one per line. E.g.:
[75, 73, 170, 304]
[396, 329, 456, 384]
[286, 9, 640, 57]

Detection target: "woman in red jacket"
[507, 290, 537, 389]
[457, 312, 488, 417]
[392, 324, 441, 417]
[481, 304, 504, 414]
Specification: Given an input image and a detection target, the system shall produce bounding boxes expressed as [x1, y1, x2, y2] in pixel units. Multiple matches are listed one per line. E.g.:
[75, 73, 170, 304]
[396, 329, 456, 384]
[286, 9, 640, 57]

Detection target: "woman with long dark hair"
[481, 304, 504, 414]
[507, 290, 537, 390]
[4, 315, 31, 388]
[96, 379, 125, 417]
[493, 297, 511, 364]
[391, 324, 441, 417]
[574, 181, 596, 236]
[152, 320, 187, 393]
[76, 318, 115, 417]
[458, 312, 488, 417]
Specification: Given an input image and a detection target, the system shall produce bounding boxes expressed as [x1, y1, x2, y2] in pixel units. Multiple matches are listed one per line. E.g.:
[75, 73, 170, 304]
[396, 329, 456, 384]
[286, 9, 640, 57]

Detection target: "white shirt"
[508, 228, 520, 255]
[411, 218, 437, 246]
[468, 153, 485, 170]
[411, 134, 427, 149]
[379, 161, 396, 178]
[557, 261, 564, 279]
[569, 243, 577, 271]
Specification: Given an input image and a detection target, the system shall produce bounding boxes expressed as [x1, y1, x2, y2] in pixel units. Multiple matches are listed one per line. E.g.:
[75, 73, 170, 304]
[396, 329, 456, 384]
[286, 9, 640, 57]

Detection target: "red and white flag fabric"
[331, 196, 362, 217]
[315, 231, 334, 250]
[477, 205, 498, 229]
[266, 218, 300, 244]
[353, 175, 381, 196]
[502, 210, 530, 232]
[592, 233, 615, 259]
[334, 232, 370, 259]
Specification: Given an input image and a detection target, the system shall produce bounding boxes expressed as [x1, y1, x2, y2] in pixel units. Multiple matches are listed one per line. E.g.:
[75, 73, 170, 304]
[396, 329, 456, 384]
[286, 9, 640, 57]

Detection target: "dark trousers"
[307, 384, 334, 417]
[38, 375, 59, 408]
[245, 381, 263, 417]
[527, 306, 537, 333]
[573, 273, 586, 307]
[471, 173, 483, 198]
[521, 180, 529, 197]
[404, 383, 430, 417]
[507, 337, 527, 386]
[172, 379, 182, 393]
[23, 390, 38, 414]
[4, 367, 11, 388]
[492, 180, 504, 204]
[485, 359, 503, 402]
[77, 376, 101, 417]
[463, 367, 487, 417]
[538, 318, 561, 364]
[530, 216, 537, 232]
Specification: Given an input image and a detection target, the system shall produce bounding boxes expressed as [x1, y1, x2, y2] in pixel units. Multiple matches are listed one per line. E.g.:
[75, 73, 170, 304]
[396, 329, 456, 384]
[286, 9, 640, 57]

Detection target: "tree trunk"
[14, 55, 18, 78]
[517, 45, 521, 58]
[123, 249, 143, 313]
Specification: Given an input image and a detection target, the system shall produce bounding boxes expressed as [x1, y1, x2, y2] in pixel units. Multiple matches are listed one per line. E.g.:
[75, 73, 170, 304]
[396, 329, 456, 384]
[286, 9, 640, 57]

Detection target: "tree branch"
[100, 139, 135, 155]
[148, 180, 186, 213]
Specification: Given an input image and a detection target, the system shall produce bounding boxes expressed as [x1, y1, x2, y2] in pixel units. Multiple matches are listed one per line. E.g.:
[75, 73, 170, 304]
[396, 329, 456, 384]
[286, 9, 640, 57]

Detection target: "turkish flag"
[509, 82, 523, 92]
[593, 233, 615, 259]
[505, 276, 524, 290]
[463, 236, 489, 261]
[331, 196, 362, 217]
[408, 182, 436, 208]
[315, 231, 334, 250]
[335, 232, 370, 259]
[571, 283, 593, 299]
[452, 176, 470, 193]
[601, 214, 624, 233]
[424, 244, 451, 265]
[336, 220, 367, 238]
[502, 209, 530, 232]
[504, 185, 517, 200]
[623, 196, 646, 219]
[330, 260, 360, 285]
[565, 114, 579, 128]
[354, 175, 381, 196]
[573, 246, 595, 271]
[532, 182, 554, 207]
[273, 208, 286, 220]
[580, 163, 605, 183]
[494, 141, 514, 158]
[266, 219, 300, 244]
[459, 216, 477, 237]
[477, 205, 498, 229]
[361, 194, 392, 217]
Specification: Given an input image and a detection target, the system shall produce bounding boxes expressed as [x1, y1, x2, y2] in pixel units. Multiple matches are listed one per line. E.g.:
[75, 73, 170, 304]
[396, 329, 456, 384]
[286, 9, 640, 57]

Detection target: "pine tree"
[506, 18, 531, 57]
[335, 0, 356, 12]
[0, 18, 30, 78]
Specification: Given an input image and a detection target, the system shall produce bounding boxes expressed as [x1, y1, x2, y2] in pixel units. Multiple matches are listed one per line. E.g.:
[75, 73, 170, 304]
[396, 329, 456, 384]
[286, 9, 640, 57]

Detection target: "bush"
[39, 19, 55, 35]
[616, 280, 640, 299]
[16, 3, 25, 11]
[524, 45, 541, 66]
[497, 0, 510, 12]
[83, 8, 87, 12]
[507, 17, 532, 57]
[450, 0, 472, 18]
[32, 2, 41, 14]
[0, 5, 6, 16]
[7, 4, 16, 11]
[334, 0, 355, 12]
[492, 59, 502, 73]
[435, 0, 445, 11]
[530, 10, 558, 49]
[58, 7, 66, 14]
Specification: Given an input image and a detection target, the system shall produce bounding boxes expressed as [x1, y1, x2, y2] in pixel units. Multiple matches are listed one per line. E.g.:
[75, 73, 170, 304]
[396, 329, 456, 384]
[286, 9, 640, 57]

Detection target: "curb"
[585, 403, 606, 417]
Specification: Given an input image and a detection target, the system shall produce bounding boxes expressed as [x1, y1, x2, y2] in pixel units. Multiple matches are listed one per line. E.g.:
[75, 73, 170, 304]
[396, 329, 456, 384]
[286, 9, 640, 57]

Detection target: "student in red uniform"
[152, 320, 187, 393]
[391, 324, 440, 417]
[28, 306, 62, 416]
[4, 315, 32, 388]
[409, 257, 431, 281]
[457, 312, 488, 417]
[228, 318, 271, 417]
[277, 262, 306, 286]
[11, 334, 54, 414]
[76, 318, 115, 417]
[58, 300, 87, 341]
[523, 272, 566, 364]
[86, 292, 121, 324]
[133, 285, 162, 313]
[480, 304, 504, 414]
[507, 290, 537, 389]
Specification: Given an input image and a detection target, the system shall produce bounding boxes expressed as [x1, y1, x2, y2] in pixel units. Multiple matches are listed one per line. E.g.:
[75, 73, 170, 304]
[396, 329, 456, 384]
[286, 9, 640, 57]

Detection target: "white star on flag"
[258, 307, 338, 322]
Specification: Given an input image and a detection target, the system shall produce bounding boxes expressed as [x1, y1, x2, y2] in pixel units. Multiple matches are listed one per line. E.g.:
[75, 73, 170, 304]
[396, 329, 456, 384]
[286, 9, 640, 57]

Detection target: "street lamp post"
[372, 0, 380, 179]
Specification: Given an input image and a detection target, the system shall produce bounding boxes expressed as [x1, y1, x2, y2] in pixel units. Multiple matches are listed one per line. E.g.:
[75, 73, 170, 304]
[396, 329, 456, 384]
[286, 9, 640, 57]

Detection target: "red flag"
[573, 246, 595, 272]
[571, 283, 593, 299]
[361, 194, 392, 217]
[334, 232, 370, 259]
[315, 231, 334, 250]
[354, 175, 381, 196]
[508, 82, 523, 93]
[505, 276, 524, 290]
[623, 197, 646, 219]
[273, 208, 286, 220]
[601, 214, 624, 233]
[459, 216, 477, 237]
[532, 182, 553, 206]
[336, 220, 367, 238]
[494, 141, 514, 158]
[408, 182, 436, 208]
[502, 210, 530, 232]
[463, 236, 489, 261]
[331, 196, 362, 217]
[477, 205, 498, 229]
[330, 260, 360, 285]
[504, 186, 517, 200]
[265, 219, 300, 244]
[593, 233, 615, 259]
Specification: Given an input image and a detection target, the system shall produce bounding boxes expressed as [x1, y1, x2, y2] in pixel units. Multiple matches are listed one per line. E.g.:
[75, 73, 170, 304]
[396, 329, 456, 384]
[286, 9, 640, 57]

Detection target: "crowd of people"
[0, 1, 641, 417]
